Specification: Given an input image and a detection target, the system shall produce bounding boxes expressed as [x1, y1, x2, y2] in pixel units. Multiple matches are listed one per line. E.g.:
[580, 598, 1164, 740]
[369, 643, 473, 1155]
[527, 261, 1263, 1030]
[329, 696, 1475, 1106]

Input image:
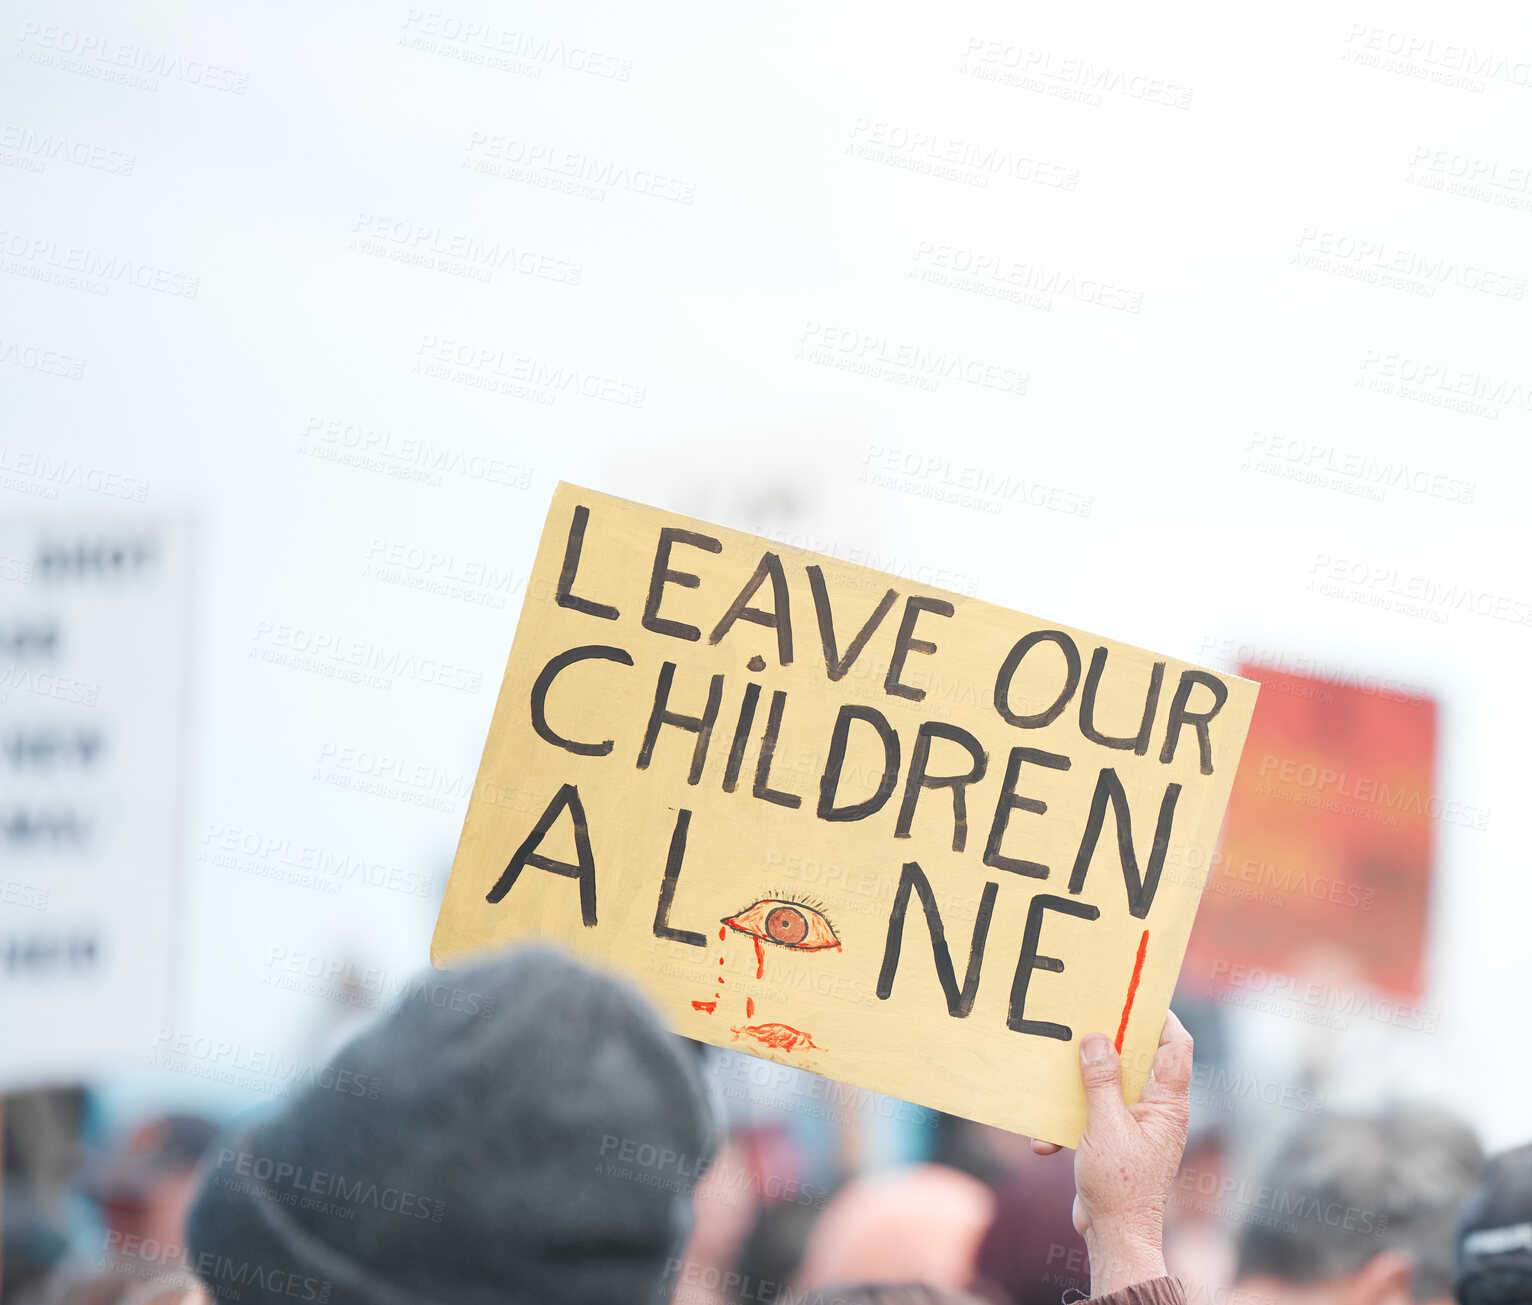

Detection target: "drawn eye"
[723, 899, 840, 951]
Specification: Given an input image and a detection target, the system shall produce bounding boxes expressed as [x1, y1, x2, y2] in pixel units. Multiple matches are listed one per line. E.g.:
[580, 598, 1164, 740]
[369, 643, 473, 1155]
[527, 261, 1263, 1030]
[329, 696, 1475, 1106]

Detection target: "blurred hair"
[1234, 1104, 1483, 1300]
[732, 1196, 820, 1303]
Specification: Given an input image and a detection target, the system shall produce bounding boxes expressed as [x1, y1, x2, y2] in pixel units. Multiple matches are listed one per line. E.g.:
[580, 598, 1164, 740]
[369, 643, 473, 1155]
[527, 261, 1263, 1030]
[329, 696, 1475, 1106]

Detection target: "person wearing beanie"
[183, 945, 714, 1305]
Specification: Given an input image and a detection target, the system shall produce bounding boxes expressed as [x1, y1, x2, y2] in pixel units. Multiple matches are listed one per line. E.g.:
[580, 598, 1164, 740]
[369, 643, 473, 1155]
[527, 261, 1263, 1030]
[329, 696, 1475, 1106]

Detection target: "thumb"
[1079, 1033, 1130, 1131]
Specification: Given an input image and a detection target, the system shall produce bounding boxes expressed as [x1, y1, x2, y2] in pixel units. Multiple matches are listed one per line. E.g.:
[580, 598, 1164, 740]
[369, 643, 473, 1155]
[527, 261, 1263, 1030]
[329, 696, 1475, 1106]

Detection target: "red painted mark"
[1115, 930, 1150, 1055]
[718, 926, 727, 941]
[732, 1023, 819, 1052]
[718, 957, 725, 965]
[746, 997, 755, 1018]
[692, 1000, 717, 1014]
[753, 937, 765, 979]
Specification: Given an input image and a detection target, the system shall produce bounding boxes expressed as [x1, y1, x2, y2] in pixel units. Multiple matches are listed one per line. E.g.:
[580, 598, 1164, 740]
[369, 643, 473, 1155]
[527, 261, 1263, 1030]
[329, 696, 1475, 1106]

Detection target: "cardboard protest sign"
[432, 484, 1258, 1144]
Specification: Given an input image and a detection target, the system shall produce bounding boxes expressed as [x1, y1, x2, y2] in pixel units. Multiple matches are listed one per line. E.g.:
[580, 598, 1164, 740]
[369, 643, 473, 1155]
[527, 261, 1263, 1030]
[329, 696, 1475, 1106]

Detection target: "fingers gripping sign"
[1029, 1011, 1193, 1298]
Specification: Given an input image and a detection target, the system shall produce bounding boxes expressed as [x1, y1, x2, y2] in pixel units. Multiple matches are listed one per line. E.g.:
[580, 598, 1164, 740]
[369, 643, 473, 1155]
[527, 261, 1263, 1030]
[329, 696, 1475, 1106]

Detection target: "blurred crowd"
[3, 947, 1527, 1305]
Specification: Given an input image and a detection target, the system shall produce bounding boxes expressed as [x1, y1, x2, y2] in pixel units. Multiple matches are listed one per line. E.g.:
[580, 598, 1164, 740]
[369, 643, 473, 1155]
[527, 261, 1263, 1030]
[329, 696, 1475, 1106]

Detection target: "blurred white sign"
[0, 518, 192, 1089]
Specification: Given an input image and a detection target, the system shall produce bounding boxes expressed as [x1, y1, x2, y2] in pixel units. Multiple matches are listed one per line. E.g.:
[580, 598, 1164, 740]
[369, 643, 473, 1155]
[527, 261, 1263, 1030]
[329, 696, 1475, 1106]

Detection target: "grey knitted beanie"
[185, 945, 714, 1305]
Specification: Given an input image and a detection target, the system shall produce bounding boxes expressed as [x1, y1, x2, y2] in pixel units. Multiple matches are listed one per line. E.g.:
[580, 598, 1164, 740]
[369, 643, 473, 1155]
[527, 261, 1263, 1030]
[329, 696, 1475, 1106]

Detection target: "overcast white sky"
[4, 0, 1531, 1147]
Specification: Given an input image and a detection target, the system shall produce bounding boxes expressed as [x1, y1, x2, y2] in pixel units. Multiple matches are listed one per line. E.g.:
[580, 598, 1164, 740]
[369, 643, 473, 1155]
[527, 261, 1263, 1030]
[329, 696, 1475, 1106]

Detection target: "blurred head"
[1454, 1141, 1532, 1305]
[185, 946, 714, 1305]
[77, 1114, 218, 1253]
[812, 1288, 989, 1305]
[972, 1150, 1088, 1305]
[1233, 1105, 1484, 1305]
[792, 1165, 996, 1294]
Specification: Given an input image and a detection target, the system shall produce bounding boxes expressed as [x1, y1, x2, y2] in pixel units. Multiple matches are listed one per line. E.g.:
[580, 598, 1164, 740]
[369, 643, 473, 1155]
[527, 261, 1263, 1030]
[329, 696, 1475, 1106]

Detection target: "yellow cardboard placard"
[432, 483, 1257, 1145]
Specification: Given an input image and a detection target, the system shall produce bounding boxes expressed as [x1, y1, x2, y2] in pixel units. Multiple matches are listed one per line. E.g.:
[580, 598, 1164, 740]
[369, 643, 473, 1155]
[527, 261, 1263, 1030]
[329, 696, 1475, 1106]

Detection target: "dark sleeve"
[1090, 1277, 1187, 1305]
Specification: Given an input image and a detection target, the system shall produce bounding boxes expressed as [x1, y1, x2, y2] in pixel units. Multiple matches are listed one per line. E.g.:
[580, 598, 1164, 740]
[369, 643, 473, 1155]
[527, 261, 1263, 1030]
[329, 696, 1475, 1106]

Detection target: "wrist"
[1084, 1220, 1167, 1299]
